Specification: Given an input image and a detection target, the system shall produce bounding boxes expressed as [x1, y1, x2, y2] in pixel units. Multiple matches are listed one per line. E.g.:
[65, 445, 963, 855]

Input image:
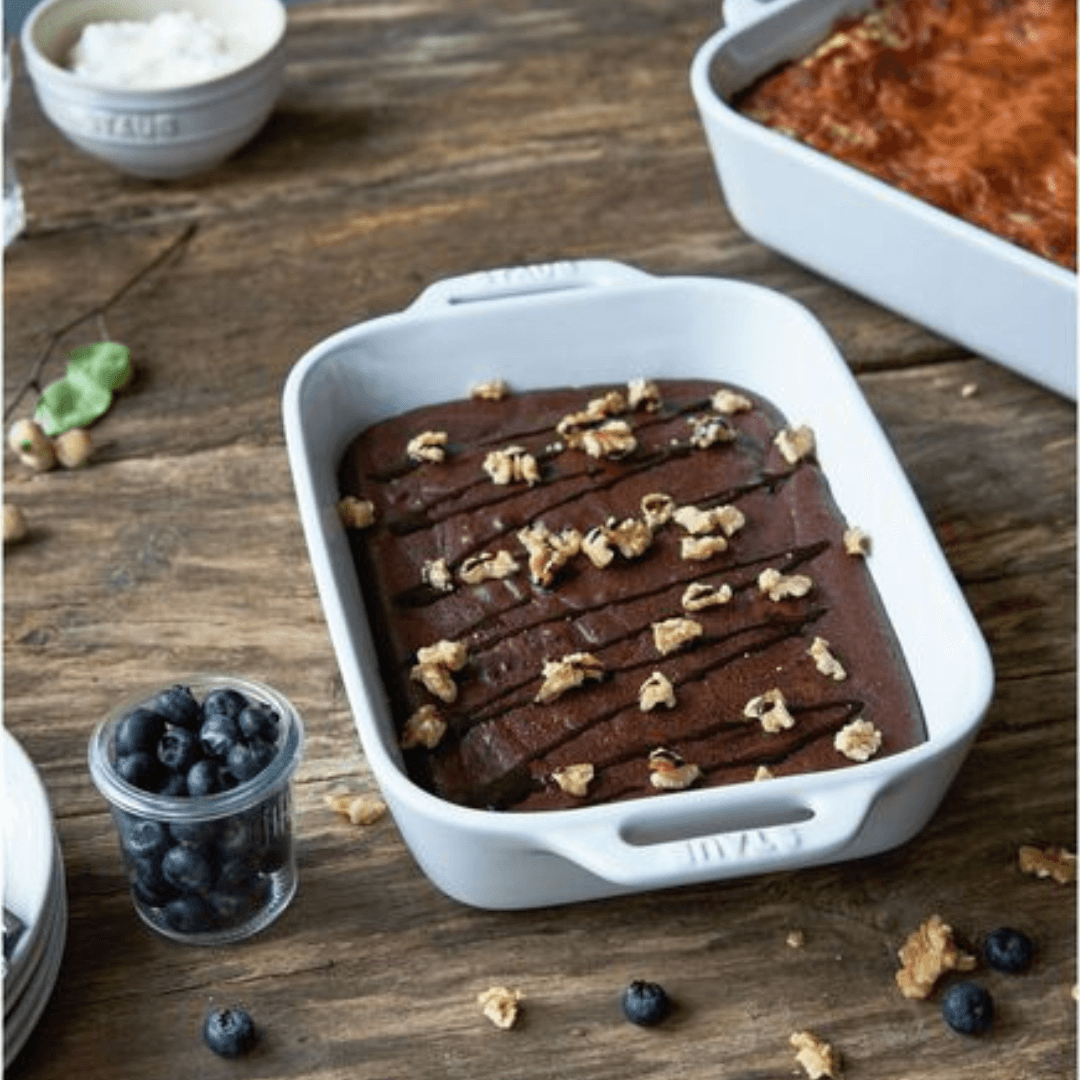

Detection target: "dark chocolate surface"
[338, 380, 925, 811]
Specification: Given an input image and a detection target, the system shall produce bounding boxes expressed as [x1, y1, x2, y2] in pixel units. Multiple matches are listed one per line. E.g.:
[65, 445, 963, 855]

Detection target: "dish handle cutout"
[543, 782, 877, 888]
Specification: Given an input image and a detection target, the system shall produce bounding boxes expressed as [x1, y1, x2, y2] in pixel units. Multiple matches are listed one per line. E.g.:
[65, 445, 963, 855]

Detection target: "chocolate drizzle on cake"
[338, 379, 925, 811]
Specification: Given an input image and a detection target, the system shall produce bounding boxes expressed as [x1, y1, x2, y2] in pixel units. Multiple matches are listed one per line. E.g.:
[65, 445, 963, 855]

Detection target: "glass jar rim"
[88, 673, 304, 822]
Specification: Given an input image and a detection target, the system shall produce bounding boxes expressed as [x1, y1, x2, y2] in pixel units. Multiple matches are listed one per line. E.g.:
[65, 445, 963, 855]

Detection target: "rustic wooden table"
[3, 2, 1076, 1077]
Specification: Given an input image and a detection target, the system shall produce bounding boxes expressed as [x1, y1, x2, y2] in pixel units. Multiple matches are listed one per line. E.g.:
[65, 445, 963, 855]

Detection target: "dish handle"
[408, 259, 653, 311]
[543, 781, 878, 888]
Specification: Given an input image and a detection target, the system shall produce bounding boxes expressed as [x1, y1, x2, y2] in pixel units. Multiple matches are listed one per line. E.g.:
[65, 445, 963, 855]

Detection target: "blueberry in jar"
[941, 981, 994, 1035]
[200, 712, 241, 759]
[226, 739, 276, 783]
[162, 894, 215, 934]
[159, 772, 188, 797]
[169, 819, 220, 851]
[161, 844, 216, 893]
[115, 750, 166, 792]
[621, 980, 672, 1027]
[118, 815, 169, 862]
[131, 858, 180, 908]
[203, 1005, 258, 1058]
[237, 704, 279, 743]
[187, 758, 224, 797]
[159, 726, 200, 774]
[114, 709, 167, 756]
[202, 688, 248, 722]
[150, 684, 202, 731]
[983, 927, 1034, 974]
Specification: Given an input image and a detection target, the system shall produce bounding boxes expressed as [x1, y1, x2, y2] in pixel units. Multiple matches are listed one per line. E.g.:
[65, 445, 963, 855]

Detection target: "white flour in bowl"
[67, 10, 261, 90]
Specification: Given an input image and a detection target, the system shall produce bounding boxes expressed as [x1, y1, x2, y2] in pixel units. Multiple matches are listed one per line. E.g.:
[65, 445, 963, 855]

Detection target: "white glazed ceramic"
[283, 259, 994, 910]
[20, 0, 286, 178]
[690, 0, 1077, 400]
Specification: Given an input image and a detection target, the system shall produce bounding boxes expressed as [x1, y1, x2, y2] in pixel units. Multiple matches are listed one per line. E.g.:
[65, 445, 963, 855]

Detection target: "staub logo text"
[74, 109, 181, 141]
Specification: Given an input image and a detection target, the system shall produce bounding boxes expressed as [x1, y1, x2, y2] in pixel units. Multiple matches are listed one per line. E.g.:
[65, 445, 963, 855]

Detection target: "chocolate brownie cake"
[337, 379, 924, 811]
[734, 0, 1077, 270]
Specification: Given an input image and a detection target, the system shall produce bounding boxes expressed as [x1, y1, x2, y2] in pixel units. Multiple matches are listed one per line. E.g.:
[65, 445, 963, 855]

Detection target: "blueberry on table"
[159, 726, 200, 773]
[150, 684, 202, 730]
[983, 927, 1034, 974]
[115, 750, 166, 792]
[187, 758, 224, 797]
[226, 739, 276, 782]
[941, 981, 994, 1035]
[161, 845, 216, 893]
[203, 1006, 258, 1058]
[237, 704, 279, 743]
[621, 980, 672, 1027]
[203, 688, 249, 722]
[200, 712, 241, 759]
[114, 708, 167, 756]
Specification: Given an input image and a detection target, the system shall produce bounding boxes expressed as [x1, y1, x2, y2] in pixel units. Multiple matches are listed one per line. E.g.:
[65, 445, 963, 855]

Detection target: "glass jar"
[88, 674, 303, 945]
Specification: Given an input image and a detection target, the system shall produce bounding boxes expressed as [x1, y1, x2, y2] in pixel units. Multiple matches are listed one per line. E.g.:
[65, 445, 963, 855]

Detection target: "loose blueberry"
[187, 758, 224, 797]
[162, 894, 215, 933]
[237, 704, 279, 743]
[119, 816, 169, 862]
[203, 1005, 258, 1058]
[226, 739, 276, 783]
[159, 727, 201, 774]
[161, 845, 216, 893]
[621, 980, 672, 1027]
[114, 708, 167, 756]
[115, 750, 166, 792]
[150, 684, 202, 731]
[200, 713, 241, 759]
[983, 927, 1034, 974]
[941, 981, 995, 1035]
[203, 688, 248, 722]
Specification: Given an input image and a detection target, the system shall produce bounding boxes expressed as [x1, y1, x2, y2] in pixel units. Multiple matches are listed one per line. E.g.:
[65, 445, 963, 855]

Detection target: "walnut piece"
[895, 914, 977, 1000]
[581, 419, 637, 460]
[711, 388, 753, 415]
[1018, 844, 1078, 884]
[470, 378, 509, 401]
[834, 718, 882, 762]
[754, 765, 775, 781]
[775, 424, 816, 465]
[682, 581, 733, 612]
[744, 688, 795, 733]
[652, 616, 703, 656]
[552, 763, 594, 797]
[673, 503, 745, 537]
[680, 535, 729, 561]
[517, 521, 581, 587]
[400, 704, 448, 749]
[338, 496, 376, 530]
[407, 430, 448, 464]
[477, 986, 523, 1030]
[648, 747, 702, 791]
[759, 567, 813, 601]
[843, 526, 871, 556]
[483, 444, 541, 486]
[627, 377, 661, 411]
[809, 637, 847, 681]
[641, 492, 676, 529]
[688, 414, 735, 449]
[410, 639, 468, 703]
[535, 652, 605, 704]
[581, 526, 616, 569]
[422, 557, 455, 593]
[556, 392, 627, 444]
[790, 1030, 840, 1079]
[325, 791, 388, 825]
[639, 671, 676, 712]
[459, 549, 520, 584]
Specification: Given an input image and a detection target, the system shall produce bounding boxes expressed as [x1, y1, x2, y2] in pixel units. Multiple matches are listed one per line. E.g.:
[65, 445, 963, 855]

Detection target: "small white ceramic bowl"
[21, 0, 287, 179]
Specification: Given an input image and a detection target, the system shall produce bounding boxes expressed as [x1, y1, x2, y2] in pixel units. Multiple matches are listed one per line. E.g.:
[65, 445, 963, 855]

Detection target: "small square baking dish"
[283, 259, 993, 909]
[690, 0, 1077, 400]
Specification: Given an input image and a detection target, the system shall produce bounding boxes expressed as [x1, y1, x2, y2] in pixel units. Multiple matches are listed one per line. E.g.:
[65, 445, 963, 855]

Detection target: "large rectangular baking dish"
[690, 0, 1077, 400]
[283, 259, 993, 910]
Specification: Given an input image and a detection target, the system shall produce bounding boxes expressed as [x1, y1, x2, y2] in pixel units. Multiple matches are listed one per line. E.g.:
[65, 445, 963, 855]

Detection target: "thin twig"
[4, 222, 199, 423]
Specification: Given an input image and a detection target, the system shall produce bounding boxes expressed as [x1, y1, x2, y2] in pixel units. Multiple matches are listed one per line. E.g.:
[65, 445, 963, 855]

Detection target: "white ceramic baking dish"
[283, 259, 994, 910]
[690, 0, 1077, 401]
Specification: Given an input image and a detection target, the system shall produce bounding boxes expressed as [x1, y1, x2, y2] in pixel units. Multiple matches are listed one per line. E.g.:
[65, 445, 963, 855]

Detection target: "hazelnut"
[2, 504, 28, 544]
[8, 418, 55, 472]
[53, 428, 93, 469]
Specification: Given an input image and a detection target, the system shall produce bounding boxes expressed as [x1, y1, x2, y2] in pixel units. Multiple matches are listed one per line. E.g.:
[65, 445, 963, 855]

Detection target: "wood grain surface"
[3, 2, 1075, 1078]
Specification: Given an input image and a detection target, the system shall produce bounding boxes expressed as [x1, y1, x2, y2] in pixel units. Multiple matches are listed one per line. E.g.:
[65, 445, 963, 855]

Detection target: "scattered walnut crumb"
[459, 549, 520, 584]
[1018, 844, 1078, 884]
[843, 527, 871, 556]
[338, 495, 376, 530]
[535, 652, 605, 704]
[790, 1030, 840, 1079]
[688, 414, 735, 449]
[325, 791, 388, 825]
[895, 914, 977, 1000]
[517, 521, 581, 587]
[960, 382, 979, 399]
[581, 419, 637, 459]
[471, 378, 510, 401]
[652, 616, 703, 656]
[744, 688, 795, 733]
[754, 765, 775, 781]
[680, 534, 729, 561]
[483, 444, 541, 486]
[809, 637, 847, 681]
[410, 639, 468, 703]
[422, 557, 455, 593]
[711, 388, 753, 415]
[639, 671, 676, 712]
[552, 763, 594, 797]
[641, 492, 676, 529]
[477, 986, 523, 1030]
[648, 747, 702, 791]
[758, 567, 813, 601]
[834, 718, 882, 762]
[400, 704, 448, 750]
[786, 929, 806, 949]
[627, 378, 661, 411]
[775, 424, 816, 465]
[682, 581, 733, 612]
[407, 430, 448, 464]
